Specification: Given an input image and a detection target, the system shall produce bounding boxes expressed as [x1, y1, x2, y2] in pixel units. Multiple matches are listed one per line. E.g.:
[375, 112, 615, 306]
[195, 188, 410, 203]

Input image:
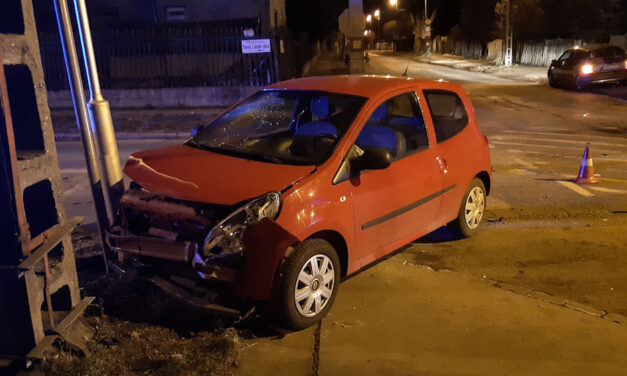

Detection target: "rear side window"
[613, 47, 626, 58]
[424, 90, 468, 143]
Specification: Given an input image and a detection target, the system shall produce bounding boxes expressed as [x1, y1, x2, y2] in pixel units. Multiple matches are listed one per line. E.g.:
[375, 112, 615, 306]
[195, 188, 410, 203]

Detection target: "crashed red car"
[109, 76, 492, 329]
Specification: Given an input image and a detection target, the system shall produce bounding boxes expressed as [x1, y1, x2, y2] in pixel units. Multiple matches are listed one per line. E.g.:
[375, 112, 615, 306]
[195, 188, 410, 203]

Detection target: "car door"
[421, 89, 476, 223]
[552, 51, 572, 81]
[344, 91, 444, 267]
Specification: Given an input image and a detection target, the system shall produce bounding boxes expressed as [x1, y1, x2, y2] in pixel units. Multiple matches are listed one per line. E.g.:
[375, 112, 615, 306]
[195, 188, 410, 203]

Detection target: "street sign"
[241, 39, 271, 54]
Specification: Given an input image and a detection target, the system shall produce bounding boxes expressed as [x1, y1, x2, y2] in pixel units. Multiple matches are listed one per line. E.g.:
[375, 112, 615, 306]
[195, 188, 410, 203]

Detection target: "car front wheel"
[548, 71, 557, 87]
[448, 178, 487, 238]
[279, 238, 340, 330]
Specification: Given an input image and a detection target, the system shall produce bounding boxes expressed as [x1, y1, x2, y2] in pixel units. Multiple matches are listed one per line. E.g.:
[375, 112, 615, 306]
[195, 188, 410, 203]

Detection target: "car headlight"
[202, 192, 281, 256]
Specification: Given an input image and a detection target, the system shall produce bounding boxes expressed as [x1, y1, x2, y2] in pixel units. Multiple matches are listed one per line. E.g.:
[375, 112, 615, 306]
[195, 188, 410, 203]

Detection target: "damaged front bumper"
[108, 188, 299, 304]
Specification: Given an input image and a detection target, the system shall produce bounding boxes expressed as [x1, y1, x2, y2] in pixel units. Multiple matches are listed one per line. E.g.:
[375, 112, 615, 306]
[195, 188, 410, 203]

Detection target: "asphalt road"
[55, 53, 627, 375]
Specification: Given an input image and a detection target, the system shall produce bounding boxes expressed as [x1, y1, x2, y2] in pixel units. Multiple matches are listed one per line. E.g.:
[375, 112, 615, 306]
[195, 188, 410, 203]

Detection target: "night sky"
[286, 0, 463, 38]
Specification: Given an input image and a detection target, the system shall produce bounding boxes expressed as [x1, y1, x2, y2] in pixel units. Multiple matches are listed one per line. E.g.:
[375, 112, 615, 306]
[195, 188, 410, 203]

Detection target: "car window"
[591, 48, 613, 59]
[558, 51, 571, 61]
[190, 90, 366, 165]
[354, 92, 429, 160]
[424, 90, 468, 143]
[613, 47, 626, 58]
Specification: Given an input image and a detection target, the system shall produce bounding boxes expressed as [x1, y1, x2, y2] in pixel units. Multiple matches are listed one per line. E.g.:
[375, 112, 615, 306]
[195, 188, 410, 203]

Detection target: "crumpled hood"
[124, 144, 314, 205]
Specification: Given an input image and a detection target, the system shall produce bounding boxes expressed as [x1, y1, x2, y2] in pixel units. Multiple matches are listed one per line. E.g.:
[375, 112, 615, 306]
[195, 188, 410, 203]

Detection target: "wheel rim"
[464, 187, 485, 230]
[294, 254, 335, 318]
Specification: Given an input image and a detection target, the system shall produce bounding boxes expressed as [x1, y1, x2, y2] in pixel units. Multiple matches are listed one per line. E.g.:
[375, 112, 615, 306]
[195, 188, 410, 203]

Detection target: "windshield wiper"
[185, 140, 289, 164]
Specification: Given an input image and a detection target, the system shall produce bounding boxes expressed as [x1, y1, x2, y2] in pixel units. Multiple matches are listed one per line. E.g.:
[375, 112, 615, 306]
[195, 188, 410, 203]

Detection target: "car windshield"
[187, 90, 367, 165]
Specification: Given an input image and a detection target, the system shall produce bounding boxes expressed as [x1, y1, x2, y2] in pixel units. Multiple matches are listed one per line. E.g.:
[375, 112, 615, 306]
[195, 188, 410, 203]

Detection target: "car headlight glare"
[581, 63, 594, 75]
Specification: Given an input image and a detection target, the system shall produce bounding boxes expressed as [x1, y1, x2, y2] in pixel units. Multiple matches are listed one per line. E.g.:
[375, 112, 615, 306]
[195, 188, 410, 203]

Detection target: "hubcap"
[464, 186, 485, 230]
[294, 254, 335, 318]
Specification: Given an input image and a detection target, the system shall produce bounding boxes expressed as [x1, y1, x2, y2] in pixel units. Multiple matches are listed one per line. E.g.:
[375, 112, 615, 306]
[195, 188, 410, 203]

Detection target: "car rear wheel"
[448, 178, 486, 238]
[279, 238, 340, 330]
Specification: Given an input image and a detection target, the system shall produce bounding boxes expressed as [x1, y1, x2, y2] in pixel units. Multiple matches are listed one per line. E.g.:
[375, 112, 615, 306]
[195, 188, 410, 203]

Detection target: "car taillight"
[624, 60, 627, 69]
[581, 63, 594, 75]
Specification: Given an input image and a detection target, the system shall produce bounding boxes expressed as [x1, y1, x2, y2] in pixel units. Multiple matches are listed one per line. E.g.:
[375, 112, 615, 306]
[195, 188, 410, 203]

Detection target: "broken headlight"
[202, 192, 281, 256]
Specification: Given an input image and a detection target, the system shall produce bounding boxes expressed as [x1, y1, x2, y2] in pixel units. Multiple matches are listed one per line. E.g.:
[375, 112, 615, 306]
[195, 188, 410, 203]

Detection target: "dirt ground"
[35, 227, 243, 376]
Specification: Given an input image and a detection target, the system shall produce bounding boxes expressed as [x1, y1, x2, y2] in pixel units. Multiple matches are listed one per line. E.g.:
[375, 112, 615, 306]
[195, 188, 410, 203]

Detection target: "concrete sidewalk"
[416, 53, 549, 83]
[236, 255, 627, 376]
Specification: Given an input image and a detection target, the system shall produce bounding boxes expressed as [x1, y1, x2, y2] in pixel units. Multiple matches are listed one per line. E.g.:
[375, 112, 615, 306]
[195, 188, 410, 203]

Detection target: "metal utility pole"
[74, 0, 124, 216]
[425, 0, 431, 55]
[53, 0, 111, 270]
[504, 0, 513, 66]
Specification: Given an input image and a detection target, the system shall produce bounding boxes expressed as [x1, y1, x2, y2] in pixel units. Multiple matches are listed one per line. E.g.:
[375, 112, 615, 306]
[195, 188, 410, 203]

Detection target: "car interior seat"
[290, 97, 338, 162]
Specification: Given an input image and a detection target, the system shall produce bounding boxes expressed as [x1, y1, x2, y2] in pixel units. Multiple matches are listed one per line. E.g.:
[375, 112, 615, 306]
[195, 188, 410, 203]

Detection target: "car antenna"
[401, 57, 411, 76]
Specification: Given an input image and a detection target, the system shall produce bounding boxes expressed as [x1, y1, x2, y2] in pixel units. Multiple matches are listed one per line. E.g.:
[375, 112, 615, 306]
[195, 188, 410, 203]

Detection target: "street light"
[366, 14, 372, 23]
[389, 0, 397, 6]
[374, 9, 380, 20]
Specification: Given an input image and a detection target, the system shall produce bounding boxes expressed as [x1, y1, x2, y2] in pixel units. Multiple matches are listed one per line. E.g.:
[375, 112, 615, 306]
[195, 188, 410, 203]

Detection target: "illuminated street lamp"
[374, 9, 380, 20]
[389, 0, 397, 7]
[366, 14, 372, 23]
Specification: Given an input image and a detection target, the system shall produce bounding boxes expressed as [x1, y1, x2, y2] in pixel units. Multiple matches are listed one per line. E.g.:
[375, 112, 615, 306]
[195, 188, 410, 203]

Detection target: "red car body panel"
[121, 76, 492, 301]
[124, 144, 314, 205]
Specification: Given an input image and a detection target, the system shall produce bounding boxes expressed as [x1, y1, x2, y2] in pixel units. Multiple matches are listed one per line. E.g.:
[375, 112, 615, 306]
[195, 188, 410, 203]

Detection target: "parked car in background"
[548, 44, 627, 90]
[108, 76, 492, 330]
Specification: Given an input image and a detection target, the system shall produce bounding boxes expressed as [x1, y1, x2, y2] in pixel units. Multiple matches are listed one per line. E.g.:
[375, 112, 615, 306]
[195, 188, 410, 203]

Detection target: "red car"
[109, 76, 492, 329]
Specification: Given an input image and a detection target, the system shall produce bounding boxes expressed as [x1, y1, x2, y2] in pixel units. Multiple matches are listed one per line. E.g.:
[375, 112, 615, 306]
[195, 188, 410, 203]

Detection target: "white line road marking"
[512, 157, 536, 170]
[491, 141, 627, 160]
[60, 168, 87, 174]
[559, 174, 627, 184]
[501, 130, 627, 142]
[495, 135, 627, 148]
[556, 181, 595, 197]
[588, 186, 627, 194]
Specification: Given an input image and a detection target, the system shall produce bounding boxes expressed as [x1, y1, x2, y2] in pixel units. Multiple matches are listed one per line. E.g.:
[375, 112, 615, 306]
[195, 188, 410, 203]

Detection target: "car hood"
[123, 144, 315, 205]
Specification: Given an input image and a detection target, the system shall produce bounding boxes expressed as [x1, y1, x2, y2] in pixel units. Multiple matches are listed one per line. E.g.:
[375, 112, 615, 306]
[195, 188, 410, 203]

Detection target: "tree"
[457, 0, 498, 42]
[494, 0, 547, 40]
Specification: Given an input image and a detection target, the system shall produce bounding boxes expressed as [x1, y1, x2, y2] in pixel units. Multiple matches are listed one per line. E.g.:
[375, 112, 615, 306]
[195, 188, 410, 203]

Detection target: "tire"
[279, 238, 340, 330]
[548, 72, 557, 87]
[573, 75, 588, 91]
[448, 178, 487, 238]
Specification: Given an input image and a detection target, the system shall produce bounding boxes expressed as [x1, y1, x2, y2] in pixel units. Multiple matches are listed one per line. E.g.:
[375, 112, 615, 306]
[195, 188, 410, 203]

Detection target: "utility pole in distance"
[504, 0, 513, 66]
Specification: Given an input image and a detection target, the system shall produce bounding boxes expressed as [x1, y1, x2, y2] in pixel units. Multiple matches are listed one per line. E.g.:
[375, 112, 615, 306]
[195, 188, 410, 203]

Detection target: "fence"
[431, 36, 586, 67]
[515, 39, 582, 66]
[38, 20, 279, 91]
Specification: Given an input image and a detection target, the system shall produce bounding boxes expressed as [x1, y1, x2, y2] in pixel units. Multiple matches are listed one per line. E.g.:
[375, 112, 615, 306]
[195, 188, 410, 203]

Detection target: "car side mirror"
[551, 59, 557, 64]
[191, 125, 205, 137]
[351, 147, 392, 173]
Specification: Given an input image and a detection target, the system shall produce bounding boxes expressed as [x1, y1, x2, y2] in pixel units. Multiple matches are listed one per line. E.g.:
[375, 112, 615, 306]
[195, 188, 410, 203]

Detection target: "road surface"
[55, 52, 627, 375]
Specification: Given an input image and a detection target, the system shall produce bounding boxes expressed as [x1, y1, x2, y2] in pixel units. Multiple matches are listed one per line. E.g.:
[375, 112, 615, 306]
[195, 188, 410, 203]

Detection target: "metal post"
[53, 0, 110, 272]
[504, 0, 513, 66]
[425, 0, 431, 55]
[73, 0, 124, 216]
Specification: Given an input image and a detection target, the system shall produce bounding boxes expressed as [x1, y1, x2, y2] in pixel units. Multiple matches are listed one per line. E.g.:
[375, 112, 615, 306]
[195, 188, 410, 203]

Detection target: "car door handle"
[436, 156, 449, 174]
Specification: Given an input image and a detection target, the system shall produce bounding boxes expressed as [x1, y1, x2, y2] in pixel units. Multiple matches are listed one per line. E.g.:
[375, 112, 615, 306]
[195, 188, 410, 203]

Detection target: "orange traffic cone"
[575, 143, 599, 184]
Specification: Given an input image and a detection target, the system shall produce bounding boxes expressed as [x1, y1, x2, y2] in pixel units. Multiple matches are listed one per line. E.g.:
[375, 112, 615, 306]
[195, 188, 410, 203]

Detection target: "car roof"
[266, 75, 461, 98]
[569, 44, 624, 53]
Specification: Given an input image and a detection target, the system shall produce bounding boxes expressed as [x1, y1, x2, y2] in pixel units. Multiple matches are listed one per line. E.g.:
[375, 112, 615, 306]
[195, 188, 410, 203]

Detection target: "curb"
[55, 131, 188, 141]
